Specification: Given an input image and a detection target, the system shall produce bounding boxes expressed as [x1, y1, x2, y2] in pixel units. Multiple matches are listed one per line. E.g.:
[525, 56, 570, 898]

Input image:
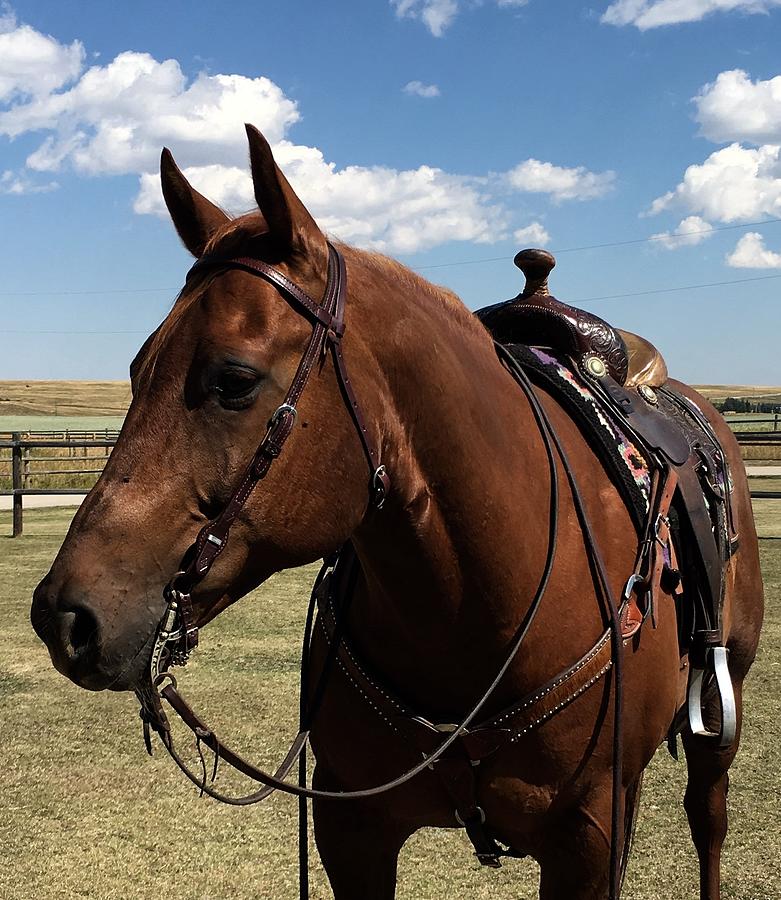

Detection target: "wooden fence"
[734, 431, 781, 445]
[0, 432, 118, 536]
[723, 414, 780, 431]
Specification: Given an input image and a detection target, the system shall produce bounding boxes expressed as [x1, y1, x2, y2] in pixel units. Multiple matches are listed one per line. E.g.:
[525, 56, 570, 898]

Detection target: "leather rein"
[137, 240, 562, 794]
[136, 244, 626, 900]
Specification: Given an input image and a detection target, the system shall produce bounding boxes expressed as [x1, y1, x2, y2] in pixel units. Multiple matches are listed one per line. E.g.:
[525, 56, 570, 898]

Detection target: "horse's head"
[31, 126, 381, 692]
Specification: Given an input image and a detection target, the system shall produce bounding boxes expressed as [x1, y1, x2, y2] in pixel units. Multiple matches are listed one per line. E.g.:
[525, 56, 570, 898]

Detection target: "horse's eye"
[212, 366, 261, 406]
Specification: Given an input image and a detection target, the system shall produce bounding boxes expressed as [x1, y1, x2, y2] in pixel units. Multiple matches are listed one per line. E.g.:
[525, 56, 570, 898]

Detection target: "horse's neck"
[348, 259, 553, 679]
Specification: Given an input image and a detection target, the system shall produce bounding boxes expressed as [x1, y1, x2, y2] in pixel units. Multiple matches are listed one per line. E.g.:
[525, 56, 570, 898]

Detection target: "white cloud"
[0, 168, 57, 194]
[695, 69, 781, 144]
[506, 159, 615, 201]
[650, 215, 714, 249]
[648, 143, 781, 222]
[0, 14, 606, 254]
[136, 148, 508, 253]
[134, 165, 250, 216]
[513, 222, 550, 245]
[726, 232, 781, 267]
[0, 50, 299, 173]
[602, 0, 781, 30]
[391, 0, 528, 36]
[403, 80, 441, 98]
[391, 0, 458, 36]
[649, 69, 781, 242]
[0, 10, 83, 101]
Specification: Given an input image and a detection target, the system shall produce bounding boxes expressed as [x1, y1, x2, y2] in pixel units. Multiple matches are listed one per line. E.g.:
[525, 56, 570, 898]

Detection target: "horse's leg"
[312, 768, 413, 900]
[312, 799, 410, 900]
[537, 807, 614, 900]
[682, 682, 743, 900]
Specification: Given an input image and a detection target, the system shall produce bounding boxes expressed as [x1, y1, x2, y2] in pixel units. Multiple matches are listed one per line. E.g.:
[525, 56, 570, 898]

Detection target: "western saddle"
[476, 248, 737, 750]
[477, 248, 667, 390]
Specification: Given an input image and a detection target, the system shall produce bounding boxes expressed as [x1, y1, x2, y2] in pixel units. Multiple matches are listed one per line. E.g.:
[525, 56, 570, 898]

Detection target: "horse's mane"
[135, 212, 487, 383]
[341, 244, 483, 336]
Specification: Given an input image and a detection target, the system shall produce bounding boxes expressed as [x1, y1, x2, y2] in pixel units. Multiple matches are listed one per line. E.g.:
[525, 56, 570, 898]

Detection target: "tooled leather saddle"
[476, 248, 738, 747]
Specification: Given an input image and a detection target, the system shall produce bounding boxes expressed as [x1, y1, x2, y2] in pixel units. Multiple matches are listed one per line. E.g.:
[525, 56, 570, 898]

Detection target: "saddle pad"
[505, 344, 652, 530]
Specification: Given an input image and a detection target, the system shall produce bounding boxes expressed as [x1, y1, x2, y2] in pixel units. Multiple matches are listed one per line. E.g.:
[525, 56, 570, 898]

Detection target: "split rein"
[136, 245, 625, 899]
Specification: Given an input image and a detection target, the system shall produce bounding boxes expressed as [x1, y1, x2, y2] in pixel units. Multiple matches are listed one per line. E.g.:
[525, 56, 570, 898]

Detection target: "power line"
[2, 271, 780, 335]
[0, 217, 779, 297]
[573, 272, 781, 304]
[0, 287, 176, 297]
[415, 217, 781, 270]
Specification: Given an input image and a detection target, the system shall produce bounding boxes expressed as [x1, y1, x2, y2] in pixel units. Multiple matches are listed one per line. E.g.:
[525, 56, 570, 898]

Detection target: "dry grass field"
[1, 504, 779, 900]
[1, 381, 778, 420]
[0, 380, 131, 418]
[0, 442, 114, 492]
[748, 476, 781, 494]
[695, 385, 781, 405]
[0, 381, 126, 491]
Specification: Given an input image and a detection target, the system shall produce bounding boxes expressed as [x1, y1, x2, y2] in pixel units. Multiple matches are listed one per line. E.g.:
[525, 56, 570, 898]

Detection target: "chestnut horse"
[31, 125, 763, 900]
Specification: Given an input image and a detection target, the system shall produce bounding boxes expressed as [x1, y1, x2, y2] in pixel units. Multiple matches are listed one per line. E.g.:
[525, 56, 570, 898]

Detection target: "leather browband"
[189, 255, 346, 336]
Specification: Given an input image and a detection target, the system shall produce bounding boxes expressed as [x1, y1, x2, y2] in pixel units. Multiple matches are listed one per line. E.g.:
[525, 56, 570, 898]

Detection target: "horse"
[31, 124, 764, 900]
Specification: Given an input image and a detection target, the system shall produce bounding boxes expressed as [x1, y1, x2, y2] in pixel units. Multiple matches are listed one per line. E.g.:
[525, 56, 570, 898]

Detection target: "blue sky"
[1, 0, 780, 383]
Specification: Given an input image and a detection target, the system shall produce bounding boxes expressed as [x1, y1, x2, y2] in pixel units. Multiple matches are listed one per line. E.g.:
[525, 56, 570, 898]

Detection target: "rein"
[137, 246, 625, 900]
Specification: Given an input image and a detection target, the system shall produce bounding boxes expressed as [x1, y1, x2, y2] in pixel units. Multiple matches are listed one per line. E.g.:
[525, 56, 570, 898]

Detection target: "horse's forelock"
[202, 212, 269, 256]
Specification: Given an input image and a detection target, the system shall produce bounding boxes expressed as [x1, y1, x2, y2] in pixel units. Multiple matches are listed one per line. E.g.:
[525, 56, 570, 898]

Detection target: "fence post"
[12, 432, 22, 537]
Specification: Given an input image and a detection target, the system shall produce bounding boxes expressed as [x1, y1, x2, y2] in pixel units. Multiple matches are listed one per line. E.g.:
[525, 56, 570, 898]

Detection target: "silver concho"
[582, 353, 607, 379]
[637, 384, 658, 405]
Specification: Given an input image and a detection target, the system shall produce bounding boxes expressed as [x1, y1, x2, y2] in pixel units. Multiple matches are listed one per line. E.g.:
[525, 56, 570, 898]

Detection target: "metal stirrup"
[687, 646, 737, 748]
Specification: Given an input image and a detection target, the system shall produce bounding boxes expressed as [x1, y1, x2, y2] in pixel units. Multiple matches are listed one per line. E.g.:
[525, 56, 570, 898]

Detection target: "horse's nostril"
[62, 603, 100, 657]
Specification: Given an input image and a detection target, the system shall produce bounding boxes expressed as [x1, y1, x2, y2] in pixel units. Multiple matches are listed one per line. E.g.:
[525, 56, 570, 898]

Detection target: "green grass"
[724, 416, 780, 434]
[1, 506, 779, 899]
[0, 415, 125, 433]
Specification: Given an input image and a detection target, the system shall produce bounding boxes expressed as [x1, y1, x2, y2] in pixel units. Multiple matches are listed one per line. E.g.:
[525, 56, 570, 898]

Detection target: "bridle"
[166, 241, 387, 613]
[144, 242, 388, 674]
[136, 241, 626, 900]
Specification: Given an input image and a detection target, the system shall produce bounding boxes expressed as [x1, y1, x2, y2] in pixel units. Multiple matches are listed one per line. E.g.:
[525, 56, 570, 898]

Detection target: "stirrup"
[687, 646, 736, 748]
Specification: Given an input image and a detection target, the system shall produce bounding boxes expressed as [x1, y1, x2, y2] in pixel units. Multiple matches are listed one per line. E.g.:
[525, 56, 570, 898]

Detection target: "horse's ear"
[160, 148, 230, 258]
[245, 124, 325, 259]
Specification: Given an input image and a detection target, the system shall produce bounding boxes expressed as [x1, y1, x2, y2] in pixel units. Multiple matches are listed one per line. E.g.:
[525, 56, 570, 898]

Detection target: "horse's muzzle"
[31, 576, 154, 691]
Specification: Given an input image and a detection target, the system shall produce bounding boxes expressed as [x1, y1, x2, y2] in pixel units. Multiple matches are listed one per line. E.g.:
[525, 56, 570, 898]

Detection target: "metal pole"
[12, 432, 22, 537]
